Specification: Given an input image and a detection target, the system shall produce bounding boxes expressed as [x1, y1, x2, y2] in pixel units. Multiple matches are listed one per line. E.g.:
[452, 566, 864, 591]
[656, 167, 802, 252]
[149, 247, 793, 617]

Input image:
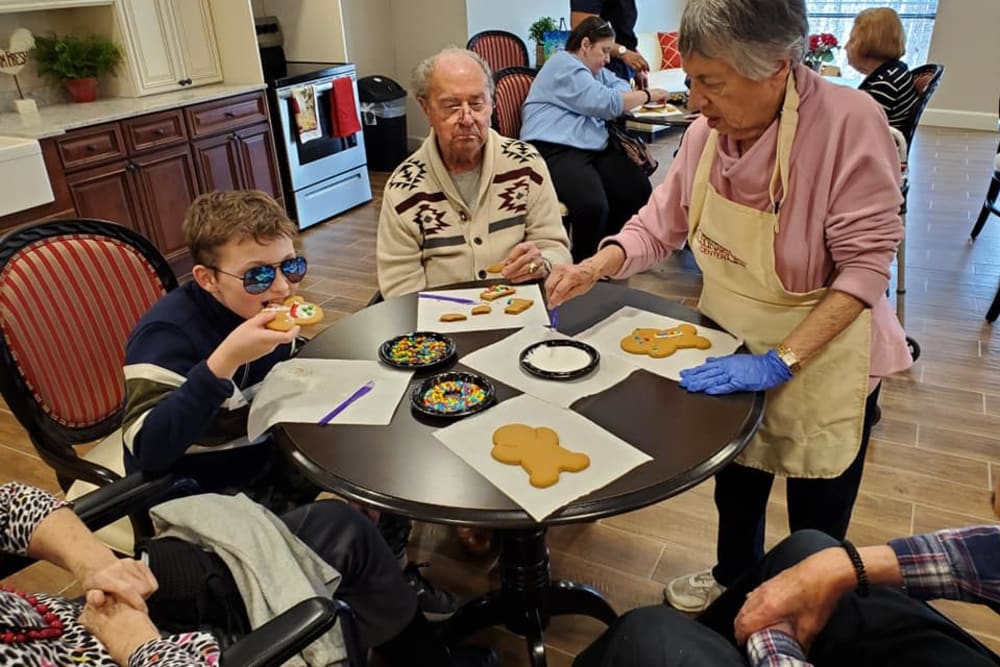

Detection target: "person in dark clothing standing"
[571, 0, 649, 83]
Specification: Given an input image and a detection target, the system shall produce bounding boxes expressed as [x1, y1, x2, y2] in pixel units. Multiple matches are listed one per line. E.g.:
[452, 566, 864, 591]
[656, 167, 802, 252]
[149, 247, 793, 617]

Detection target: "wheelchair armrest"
[221, 597, 339, 667]
[72, 472, 176, 533]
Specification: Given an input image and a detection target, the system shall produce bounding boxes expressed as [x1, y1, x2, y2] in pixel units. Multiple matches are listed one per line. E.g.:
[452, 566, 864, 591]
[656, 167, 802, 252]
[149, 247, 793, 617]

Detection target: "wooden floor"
[3, 124, 999, 664]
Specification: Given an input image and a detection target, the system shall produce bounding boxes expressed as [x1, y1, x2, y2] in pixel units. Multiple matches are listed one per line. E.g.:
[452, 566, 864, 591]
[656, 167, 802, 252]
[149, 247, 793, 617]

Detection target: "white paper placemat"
[460, 325, 638, 408]
[575, 306, 742, 381]
[416, 284, 551, 333]
[434, 394, 652, 521]
[247, 359, 413, 440]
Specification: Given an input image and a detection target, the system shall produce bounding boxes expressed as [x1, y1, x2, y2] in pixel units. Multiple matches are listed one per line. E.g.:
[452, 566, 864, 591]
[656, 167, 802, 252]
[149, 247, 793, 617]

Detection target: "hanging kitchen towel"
[290, 85, 322, 143]
[329, 77, 362, 138]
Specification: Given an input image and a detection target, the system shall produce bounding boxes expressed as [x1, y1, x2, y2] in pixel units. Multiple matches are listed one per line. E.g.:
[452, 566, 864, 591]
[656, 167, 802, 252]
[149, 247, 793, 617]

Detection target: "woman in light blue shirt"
[521, 16, 668, 261]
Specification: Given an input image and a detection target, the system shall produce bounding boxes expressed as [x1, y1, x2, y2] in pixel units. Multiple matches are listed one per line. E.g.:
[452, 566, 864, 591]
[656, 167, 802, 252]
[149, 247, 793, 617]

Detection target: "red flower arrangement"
[805, 32, 840, 69]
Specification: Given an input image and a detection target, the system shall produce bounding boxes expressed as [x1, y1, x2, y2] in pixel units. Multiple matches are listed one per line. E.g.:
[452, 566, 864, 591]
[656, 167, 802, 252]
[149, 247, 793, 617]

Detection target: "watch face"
[618, 45, 627, 56]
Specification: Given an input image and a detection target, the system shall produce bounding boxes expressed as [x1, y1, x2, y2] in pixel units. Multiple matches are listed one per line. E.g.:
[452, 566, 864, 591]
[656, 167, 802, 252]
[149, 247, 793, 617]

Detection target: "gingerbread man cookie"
[265, 296, 324, 331]
[491, 424, 590, 488]
[620, 323, 712, 358]
[480, 284, 516, 301]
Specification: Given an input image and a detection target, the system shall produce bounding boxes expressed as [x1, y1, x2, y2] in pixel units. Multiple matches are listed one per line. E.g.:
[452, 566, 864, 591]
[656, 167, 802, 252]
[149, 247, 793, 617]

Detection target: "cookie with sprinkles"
[378, 332, 457, 370]
[480, 284, 516, 301]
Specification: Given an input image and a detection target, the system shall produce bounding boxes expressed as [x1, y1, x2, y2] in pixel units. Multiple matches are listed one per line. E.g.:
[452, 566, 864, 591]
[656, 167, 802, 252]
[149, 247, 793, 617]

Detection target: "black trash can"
[358, 75, 408, 172]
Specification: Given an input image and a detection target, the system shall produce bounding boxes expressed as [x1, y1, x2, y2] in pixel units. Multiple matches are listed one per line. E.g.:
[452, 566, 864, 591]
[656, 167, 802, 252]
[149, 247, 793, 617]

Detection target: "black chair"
[0, 475, 363, 667]
[970, 95, 999, 242]
[0, 219, 179, 551]
[898, 64, 944, 157]
[467, 30, 530, 74]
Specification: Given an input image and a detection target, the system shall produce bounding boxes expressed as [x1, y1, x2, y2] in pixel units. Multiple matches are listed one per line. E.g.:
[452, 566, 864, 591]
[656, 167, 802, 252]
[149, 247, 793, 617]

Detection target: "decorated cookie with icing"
[480, 284, 516, 301]
[620, 323, 712, 358]
[265, 296, 324, 331]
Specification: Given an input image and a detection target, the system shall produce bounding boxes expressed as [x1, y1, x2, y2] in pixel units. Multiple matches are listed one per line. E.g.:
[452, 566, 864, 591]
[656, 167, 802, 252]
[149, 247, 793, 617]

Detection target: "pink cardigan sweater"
[606, 66, 912, 380]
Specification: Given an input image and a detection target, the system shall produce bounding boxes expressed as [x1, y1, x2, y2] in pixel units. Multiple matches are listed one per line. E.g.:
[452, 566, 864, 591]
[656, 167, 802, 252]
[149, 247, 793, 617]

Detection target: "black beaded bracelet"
[643, 89, 651, 104]
[841, 539, 870, 597]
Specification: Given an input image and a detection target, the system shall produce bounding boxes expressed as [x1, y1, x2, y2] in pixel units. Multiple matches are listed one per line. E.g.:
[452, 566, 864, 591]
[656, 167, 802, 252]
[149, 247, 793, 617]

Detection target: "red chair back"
[0, 219, 176, 486]
[467, 30, 529, 73]
[493, 67, 536, 139]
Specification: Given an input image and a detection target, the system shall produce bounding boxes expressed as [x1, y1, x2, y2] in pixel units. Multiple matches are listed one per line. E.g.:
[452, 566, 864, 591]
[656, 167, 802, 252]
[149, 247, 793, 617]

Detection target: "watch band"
[774, 343, 801, 374]
[643, 89, 651, 104]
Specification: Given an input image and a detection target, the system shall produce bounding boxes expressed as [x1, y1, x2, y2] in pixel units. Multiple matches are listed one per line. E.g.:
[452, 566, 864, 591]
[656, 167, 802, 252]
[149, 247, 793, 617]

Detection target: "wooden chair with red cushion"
[467, 30, 530, 74]
[492, 66, 537, 139]
[0, 218, 178, 548]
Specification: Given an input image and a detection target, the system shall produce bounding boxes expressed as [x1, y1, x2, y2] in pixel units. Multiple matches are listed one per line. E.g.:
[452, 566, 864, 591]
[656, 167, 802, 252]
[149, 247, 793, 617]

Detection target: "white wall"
[256, 0, 347, 63]
[922, 0, 998, 131]
[340, 0, 395, 79]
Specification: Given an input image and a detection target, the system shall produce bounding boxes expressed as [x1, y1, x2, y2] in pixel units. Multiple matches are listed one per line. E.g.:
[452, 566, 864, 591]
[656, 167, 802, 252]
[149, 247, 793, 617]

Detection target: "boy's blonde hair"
[183, 190, 298, 267]
[851, 7, 906, 61]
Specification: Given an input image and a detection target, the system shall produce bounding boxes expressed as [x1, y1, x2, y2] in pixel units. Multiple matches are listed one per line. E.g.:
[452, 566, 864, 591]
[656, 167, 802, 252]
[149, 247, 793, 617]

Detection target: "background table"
[278, 281, 764, 666]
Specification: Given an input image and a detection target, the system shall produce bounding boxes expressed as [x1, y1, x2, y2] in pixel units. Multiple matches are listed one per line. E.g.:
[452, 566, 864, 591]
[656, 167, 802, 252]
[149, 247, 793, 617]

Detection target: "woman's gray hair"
[412, 47, 495, 102]
[679, 0, 809, 80]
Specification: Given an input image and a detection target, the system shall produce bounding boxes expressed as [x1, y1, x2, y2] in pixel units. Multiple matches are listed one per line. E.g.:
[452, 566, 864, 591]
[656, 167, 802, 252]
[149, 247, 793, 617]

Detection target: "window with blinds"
[806, 1, 939, 73]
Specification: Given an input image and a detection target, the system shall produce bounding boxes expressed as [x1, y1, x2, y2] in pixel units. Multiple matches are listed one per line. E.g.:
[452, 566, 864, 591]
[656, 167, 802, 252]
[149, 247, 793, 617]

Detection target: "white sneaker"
[663, 568, 726, 613]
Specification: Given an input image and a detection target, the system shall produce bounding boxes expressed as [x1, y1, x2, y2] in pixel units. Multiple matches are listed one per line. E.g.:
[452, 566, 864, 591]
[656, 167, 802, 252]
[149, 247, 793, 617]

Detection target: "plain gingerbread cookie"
[491, 424, 590, 488]
[620, 323, 712, 358]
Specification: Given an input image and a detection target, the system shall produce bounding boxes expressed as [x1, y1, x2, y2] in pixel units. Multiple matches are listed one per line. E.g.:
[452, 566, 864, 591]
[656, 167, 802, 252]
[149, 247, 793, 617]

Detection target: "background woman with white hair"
[545, 0, 912, 614]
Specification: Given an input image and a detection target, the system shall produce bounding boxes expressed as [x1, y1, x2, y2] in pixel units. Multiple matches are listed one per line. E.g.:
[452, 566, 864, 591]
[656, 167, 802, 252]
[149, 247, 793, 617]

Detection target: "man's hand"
[735, 547, 856, 649]
[679, 350, 792, 394]
[80, 558, 158, 612]
[646, 87, 670, 104]
[79, 593, 162, 666]
[622, 49, 649, 72]
[208, 310, 300, 380]
[502, 242, 548, 283]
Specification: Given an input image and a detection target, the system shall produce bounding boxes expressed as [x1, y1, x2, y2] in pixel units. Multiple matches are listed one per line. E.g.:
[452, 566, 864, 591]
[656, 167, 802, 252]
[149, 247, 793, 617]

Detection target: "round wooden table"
[277, 281, 764, 666]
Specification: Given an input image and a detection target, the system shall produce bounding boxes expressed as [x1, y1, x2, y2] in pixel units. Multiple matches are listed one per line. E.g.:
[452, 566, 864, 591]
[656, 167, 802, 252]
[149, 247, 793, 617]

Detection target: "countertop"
[0, 83, 267, 139]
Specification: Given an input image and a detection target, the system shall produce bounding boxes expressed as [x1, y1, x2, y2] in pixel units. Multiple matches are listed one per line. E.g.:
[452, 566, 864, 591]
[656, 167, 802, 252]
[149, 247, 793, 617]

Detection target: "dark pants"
[576, 530, 1000, 667]
[147, 499, 417, 650]
[712, 384, 881, 586]
[533, 140, 651, 262]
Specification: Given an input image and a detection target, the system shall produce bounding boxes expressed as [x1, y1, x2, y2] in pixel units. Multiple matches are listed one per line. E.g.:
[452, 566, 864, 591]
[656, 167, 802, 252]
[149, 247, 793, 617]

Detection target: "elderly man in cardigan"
[376, 47, 571, 298]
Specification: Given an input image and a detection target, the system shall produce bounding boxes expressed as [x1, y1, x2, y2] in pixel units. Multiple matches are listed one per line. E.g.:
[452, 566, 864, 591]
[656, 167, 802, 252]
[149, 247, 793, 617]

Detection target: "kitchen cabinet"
[0, 91, 281, 277]
[114, 0, 223, 96]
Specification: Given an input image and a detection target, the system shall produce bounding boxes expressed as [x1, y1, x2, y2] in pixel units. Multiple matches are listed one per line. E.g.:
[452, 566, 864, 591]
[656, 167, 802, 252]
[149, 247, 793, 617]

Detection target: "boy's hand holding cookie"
[501, 242, 548, 283]
[208, 310, 300, 380]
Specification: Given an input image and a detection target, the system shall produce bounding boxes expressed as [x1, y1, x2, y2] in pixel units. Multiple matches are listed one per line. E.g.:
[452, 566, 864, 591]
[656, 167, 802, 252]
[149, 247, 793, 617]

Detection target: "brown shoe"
[455, 526, 494, 556]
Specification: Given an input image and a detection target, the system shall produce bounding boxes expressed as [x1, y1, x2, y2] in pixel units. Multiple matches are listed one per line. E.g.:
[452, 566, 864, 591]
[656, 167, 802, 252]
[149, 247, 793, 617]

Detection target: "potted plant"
[30, 33, 124, 103]
[529, 17, 558, 67]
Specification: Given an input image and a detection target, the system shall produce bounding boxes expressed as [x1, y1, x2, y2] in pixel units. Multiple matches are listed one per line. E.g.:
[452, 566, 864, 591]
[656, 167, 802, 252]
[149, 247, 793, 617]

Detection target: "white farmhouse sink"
[0, 136, 54, 217]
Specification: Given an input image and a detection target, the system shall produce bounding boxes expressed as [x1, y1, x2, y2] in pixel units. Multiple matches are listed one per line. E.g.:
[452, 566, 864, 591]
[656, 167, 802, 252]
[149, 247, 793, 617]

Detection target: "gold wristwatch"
[774, 343, 802, 374]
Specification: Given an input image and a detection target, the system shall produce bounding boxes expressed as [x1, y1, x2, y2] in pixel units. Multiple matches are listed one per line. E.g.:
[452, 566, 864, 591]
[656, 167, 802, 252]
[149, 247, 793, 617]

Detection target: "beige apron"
[687, 71, 870, 478]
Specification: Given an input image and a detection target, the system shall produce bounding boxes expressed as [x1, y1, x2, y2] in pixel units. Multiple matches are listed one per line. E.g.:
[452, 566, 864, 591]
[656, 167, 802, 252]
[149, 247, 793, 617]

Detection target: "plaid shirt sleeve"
[747, 629, 811, 666]
[889, 525, 1000, 613]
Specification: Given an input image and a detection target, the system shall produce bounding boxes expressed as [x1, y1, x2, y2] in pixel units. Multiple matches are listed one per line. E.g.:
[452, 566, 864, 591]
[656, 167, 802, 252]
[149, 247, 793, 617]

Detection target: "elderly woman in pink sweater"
[546, 0, 912, 615]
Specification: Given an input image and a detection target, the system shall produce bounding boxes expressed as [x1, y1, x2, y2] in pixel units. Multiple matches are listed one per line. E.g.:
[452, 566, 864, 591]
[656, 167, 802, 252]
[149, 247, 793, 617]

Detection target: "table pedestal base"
[442, 527, 618, 667]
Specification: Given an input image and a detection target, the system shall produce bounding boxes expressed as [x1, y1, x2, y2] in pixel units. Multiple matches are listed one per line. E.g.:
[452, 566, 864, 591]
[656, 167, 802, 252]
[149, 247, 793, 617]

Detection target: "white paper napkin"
[575, 306, 742, 381]
[460, 324, 638, 408]
[434, 394, 652, 521]
[247, 359, 413, 440]
[415, 284, 551, 333]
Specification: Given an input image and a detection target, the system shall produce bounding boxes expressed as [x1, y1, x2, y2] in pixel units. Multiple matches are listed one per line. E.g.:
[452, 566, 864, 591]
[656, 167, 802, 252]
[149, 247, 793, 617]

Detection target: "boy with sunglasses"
[120, 191, 497, 667]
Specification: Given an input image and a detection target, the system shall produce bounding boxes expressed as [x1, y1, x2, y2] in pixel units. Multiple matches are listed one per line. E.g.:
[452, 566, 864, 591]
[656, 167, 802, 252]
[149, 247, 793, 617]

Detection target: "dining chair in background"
[0, 218, 178, 553]
[467, 30, 530, 75]
[492, 66, 536, 139]
[900, 63, 944, 156]
[966, 95, 999, 322]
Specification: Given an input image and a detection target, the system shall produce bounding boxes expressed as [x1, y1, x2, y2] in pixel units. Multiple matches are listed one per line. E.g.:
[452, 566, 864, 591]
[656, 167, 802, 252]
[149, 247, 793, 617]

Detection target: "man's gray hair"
[679, 0, 809, 80]
[412, 47, 495, 101]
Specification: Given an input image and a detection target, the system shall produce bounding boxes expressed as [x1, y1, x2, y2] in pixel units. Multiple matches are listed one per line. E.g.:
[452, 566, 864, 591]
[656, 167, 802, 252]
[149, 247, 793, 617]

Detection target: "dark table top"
[277, 281, 764, 528]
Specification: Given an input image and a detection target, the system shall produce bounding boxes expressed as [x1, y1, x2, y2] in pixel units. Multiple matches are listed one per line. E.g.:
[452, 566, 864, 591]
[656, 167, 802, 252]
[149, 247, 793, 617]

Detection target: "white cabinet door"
[115, 0, 222, 96]
[166, 0, 223, 87]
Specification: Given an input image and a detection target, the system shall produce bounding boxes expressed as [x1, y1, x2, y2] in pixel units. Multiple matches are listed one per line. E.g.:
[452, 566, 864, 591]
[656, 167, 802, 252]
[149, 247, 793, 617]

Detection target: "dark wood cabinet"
[0, 91, 282, 277]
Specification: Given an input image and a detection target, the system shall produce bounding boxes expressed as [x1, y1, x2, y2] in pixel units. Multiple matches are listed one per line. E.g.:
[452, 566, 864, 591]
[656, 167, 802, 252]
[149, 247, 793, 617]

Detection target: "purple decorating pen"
[418, 293, 479, 305]
[319, 380, 374, 425]
[549, 306, 559, 331]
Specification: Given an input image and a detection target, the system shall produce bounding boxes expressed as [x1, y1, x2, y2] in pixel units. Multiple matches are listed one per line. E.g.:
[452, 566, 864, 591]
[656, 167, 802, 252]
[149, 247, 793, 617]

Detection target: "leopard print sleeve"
[0, 482, 67, 556]
[127, 633, 221, 667]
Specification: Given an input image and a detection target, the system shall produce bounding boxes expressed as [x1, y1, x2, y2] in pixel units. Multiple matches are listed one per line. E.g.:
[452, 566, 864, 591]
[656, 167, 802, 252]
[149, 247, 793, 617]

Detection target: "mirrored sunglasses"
[214, 256, 308, 294]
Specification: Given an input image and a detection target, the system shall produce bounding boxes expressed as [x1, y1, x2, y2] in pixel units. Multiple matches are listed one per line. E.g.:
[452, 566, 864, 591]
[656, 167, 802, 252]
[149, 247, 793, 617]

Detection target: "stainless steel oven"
[267, 62, 372, 229]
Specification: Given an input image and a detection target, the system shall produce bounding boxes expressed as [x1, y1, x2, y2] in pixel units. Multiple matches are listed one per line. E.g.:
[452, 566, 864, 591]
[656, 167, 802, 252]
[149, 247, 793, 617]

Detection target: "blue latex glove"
[678, 349, 793, 395]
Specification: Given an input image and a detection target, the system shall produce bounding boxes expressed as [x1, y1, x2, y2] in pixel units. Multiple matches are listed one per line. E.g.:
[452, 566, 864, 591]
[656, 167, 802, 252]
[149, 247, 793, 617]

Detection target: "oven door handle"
[277, 80, 341, 100]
